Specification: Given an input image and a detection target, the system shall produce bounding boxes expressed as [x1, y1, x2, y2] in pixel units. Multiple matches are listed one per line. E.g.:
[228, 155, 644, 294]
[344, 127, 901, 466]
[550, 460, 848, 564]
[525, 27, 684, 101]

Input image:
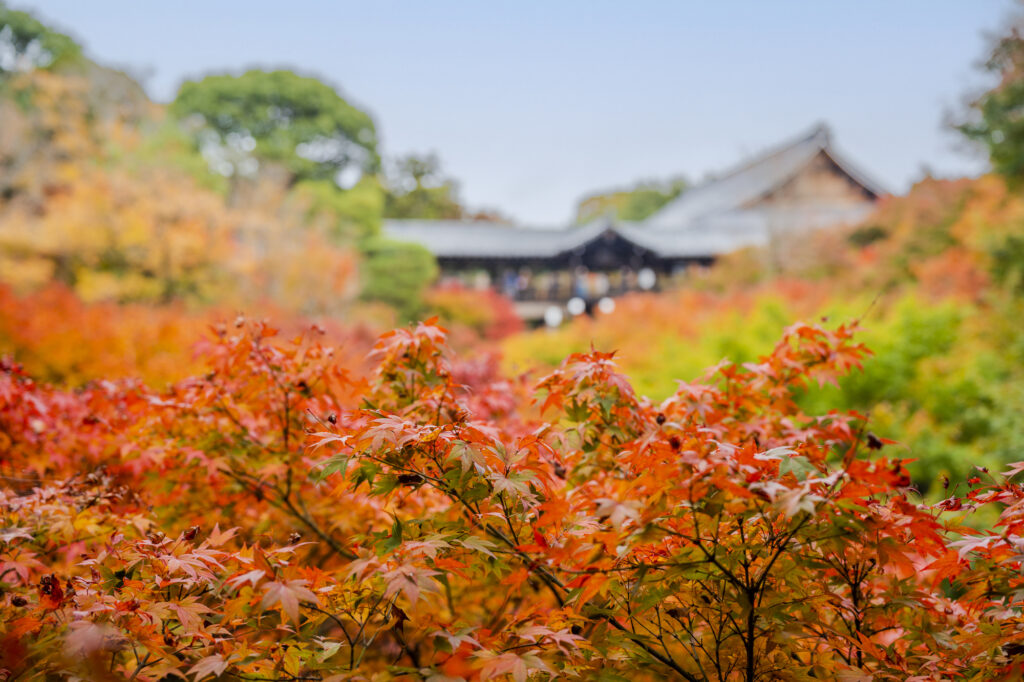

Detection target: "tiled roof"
[381, 123, 885, 261]
[619, 204, 878, 258]
[381, 220, 608, 259]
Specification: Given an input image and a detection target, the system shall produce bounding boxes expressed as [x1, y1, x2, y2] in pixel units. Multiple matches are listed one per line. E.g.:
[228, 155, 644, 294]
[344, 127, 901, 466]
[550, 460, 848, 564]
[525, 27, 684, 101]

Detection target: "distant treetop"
[383, 152, 466, 220]
[960, 16, 1024, 184]
[171, 69, 379, 187]
[575, 176, 688, 224]
[0, 2, 81, 76]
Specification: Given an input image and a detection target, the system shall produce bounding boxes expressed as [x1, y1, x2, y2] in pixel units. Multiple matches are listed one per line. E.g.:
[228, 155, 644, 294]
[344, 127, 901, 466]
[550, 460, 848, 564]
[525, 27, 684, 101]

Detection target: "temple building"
[383, 123, 886, 321]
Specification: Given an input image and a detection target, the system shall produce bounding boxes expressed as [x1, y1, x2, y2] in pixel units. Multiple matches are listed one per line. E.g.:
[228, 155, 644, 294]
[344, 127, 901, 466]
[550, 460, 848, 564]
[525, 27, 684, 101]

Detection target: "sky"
[14, 1, 1017, 224]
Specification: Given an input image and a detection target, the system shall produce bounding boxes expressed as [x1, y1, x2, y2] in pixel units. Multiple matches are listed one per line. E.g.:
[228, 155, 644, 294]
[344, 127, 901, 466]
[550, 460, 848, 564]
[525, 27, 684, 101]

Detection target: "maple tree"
[0, 311, 1023, 680]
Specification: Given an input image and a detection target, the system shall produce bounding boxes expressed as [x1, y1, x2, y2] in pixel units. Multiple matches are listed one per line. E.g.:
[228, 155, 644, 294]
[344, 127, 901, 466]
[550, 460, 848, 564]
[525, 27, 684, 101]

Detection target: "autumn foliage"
[503, 174, 1024, 494]
[1, 314, 1024, 681]
[0, 284, 384, 387]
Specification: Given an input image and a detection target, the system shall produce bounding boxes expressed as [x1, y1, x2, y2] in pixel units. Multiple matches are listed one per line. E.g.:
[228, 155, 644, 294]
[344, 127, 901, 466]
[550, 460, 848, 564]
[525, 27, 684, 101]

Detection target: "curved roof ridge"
[643, 122, 882, 229]
[704, 121, 831, 186]
[643, 135, 819, 227]
[382, 217, 618, 259]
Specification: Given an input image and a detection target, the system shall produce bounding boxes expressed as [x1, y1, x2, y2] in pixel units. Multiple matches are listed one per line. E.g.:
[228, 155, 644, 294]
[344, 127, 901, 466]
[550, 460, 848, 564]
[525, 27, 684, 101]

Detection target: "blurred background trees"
[960, 14, 1024, 185]
[382, 152, 465, 220]
[171, 69, 380, 189]
[575, 176, 687, 223]
[0, 2, 80, 76]
[0, 6, 450, 320]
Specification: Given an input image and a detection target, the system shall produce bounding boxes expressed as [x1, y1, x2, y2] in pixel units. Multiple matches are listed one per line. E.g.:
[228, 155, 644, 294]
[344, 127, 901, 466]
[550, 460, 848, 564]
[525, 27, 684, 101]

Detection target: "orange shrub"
[0, 284, 379, 386]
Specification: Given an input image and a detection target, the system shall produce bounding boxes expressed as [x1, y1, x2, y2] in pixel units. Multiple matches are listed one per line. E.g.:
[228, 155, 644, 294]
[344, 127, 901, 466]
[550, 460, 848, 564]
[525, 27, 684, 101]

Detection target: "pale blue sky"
[14, 1, 1015, 223]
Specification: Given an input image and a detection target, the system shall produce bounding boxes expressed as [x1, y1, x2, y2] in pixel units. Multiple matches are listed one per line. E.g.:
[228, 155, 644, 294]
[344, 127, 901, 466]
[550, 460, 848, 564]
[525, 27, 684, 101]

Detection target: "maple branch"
[221, 467, 356, 560]
[125, 653, 152, 682]
[596, 613, 703, 681]
[277, 491, 356, 560]
[664, 609, 714, 680]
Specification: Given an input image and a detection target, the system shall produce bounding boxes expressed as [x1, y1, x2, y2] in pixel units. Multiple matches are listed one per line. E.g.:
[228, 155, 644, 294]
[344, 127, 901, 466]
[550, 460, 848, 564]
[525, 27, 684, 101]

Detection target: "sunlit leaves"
[188, 654, 233, 681]
[260, 579, 319, 624]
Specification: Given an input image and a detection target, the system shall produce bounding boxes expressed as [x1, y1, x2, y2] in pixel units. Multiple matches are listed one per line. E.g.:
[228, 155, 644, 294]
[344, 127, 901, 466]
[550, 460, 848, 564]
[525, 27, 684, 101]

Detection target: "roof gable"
[644, 123, 886, 229]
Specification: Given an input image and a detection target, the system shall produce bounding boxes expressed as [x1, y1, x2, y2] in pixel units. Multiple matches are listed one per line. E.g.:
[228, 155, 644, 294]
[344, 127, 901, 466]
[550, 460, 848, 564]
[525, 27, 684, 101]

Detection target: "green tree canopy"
[959, 20, 1024, 183]
[0, 3, 81, 77]
[575, 176, 687, 224]
[359, 236, 438, 320]
[171, 69, 379, 186]
[383, 152, 465, 220]
[292, 176, 384, 243]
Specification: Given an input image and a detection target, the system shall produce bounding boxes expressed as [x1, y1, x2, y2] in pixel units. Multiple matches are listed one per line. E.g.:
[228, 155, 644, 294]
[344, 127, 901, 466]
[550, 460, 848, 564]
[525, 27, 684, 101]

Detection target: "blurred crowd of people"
[442, 265, 661, 302]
